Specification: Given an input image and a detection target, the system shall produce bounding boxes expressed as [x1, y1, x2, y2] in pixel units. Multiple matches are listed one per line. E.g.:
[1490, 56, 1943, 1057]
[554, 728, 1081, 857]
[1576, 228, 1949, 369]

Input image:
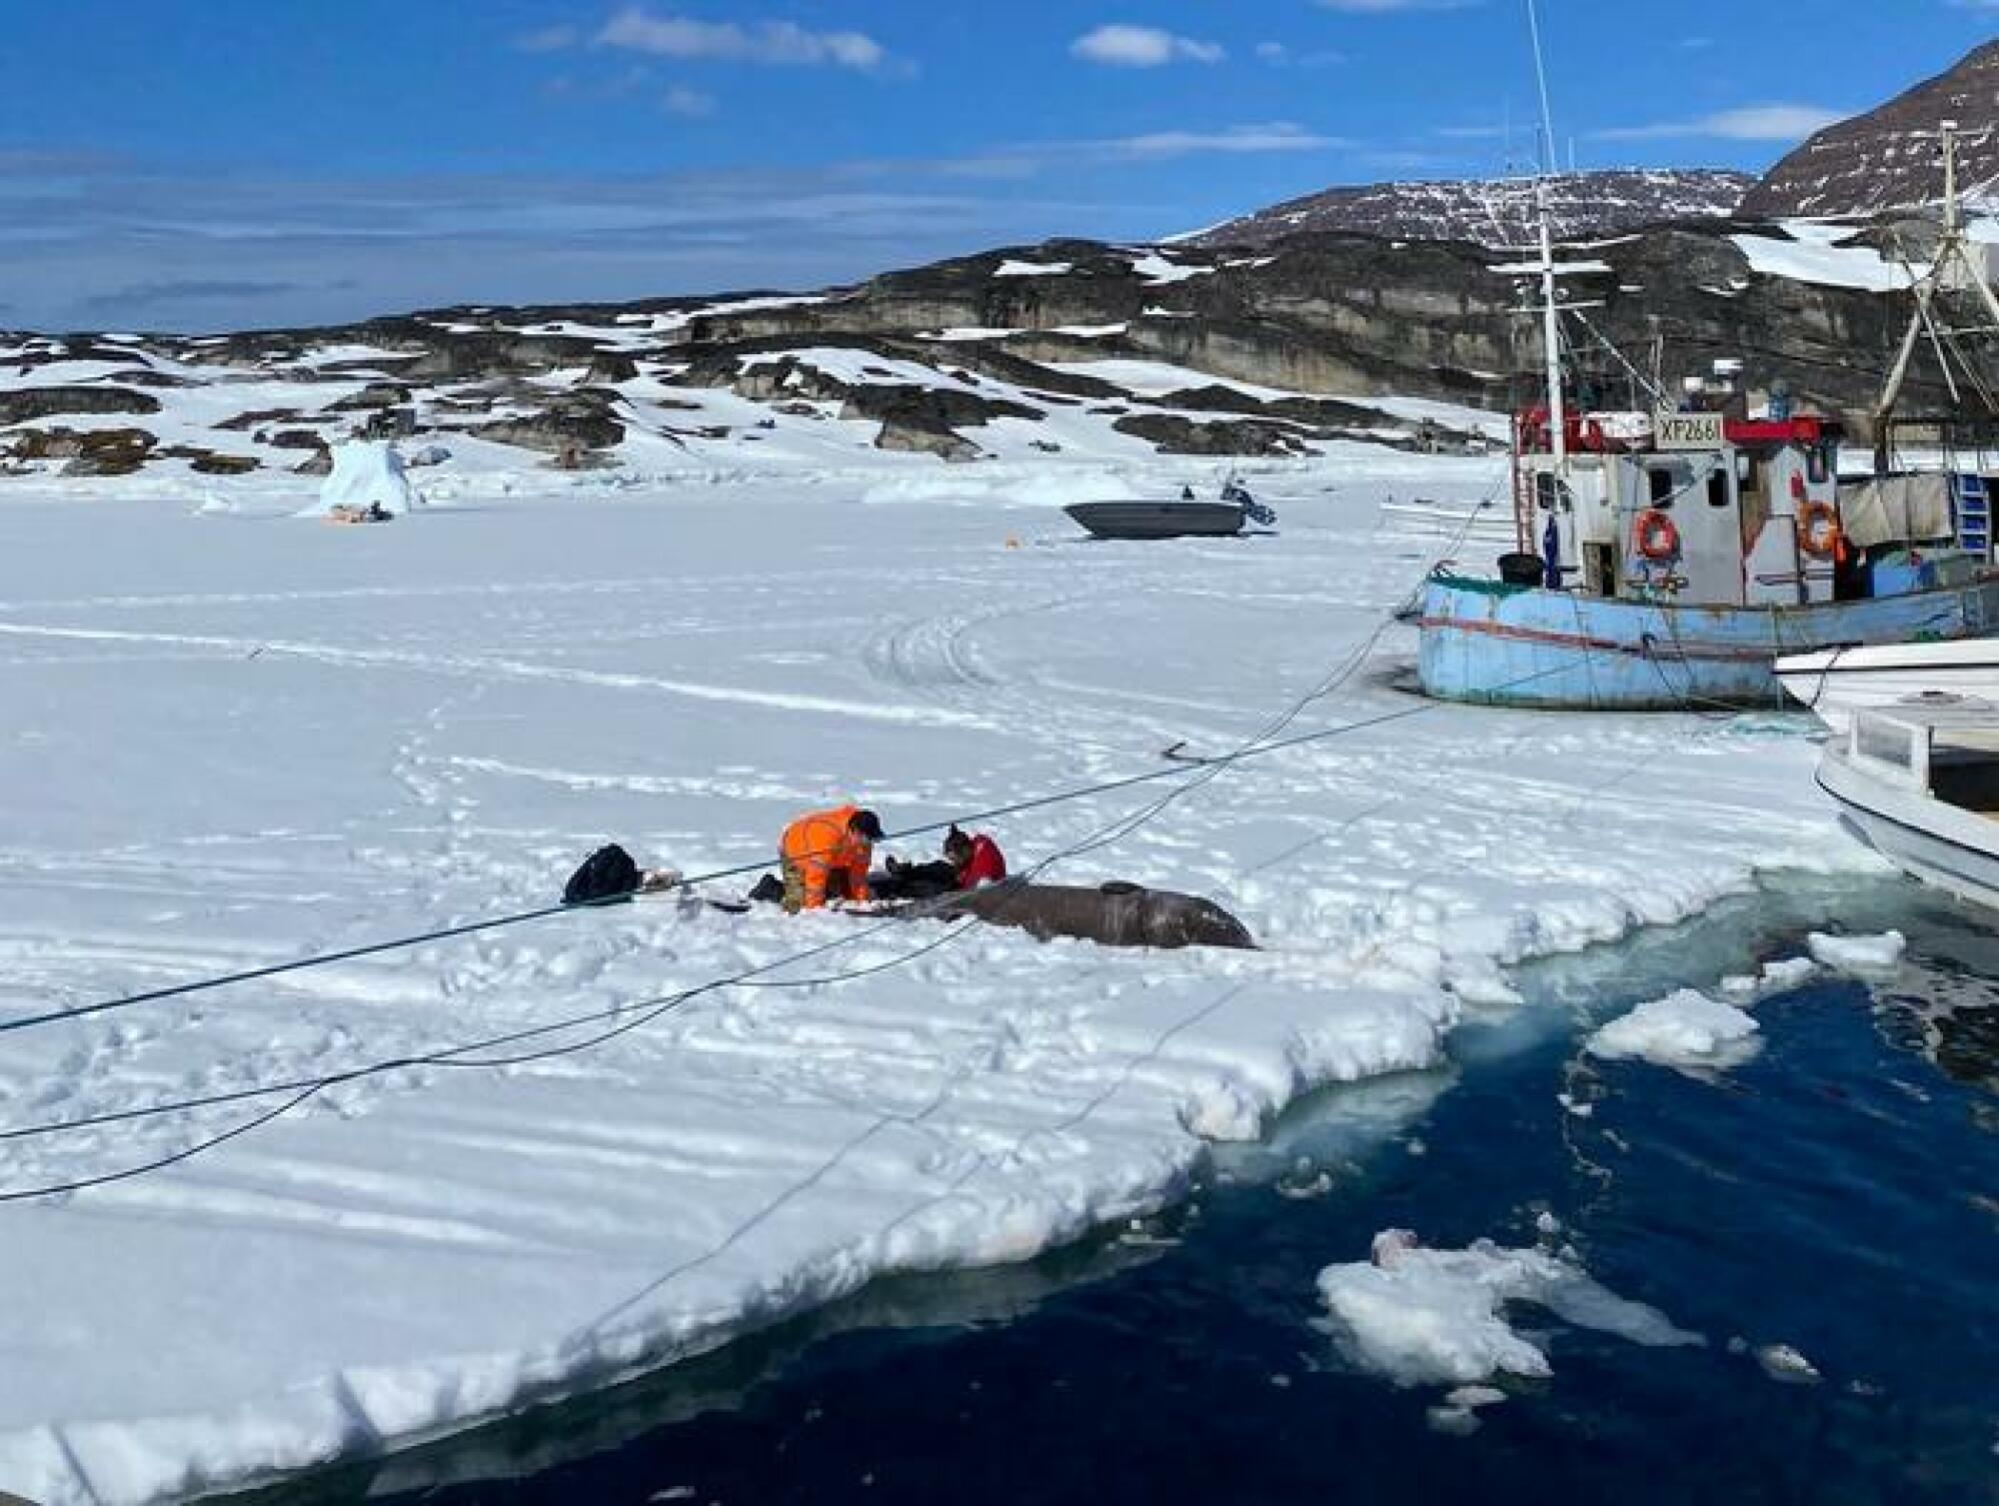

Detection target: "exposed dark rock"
[265, 428, 328, 450]
[838, 384, 1041, 428]
[59, 428, 156, 476]
[584, 351, 641, 383]
[294, 449, 334, 476]
[473, 390, 625, 453]
[1113, 413, 1315, 457]
[399, 331, 602, 382]
[105, 367, 199, 388]
[359, 406, 418, 440]
[0, 386, 161, 423]
[4, 427, 63, 460]
[192, 451, 261, 474]
[215, 407, 305, 431]
[1744, 41, 1999, 218]
[875, 420, 982, 462]
[325, 381, 412, 412]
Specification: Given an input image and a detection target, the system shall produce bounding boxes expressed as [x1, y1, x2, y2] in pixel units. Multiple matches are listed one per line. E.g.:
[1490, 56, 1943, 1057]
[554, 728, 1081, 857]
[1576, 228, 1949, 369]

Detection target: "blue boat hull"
[1416, 575, 1999, 709]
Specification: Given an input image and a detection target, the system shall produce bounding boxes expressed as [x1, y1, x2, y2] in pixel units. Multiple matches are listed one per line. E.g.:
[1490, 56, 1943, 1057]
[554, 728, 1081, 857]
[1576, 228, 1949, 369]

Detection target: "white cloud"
[1103, 124, 1341, 158]
[663, 86, 717, 118]
[597, 8, 890, 72]
[1593, 104, 1846, 142]
[515, 24, 580, 53]
[1314, 0, 1481, 11]
[1255, 40, 1347, 67]
[1071, 24, 1225, 67]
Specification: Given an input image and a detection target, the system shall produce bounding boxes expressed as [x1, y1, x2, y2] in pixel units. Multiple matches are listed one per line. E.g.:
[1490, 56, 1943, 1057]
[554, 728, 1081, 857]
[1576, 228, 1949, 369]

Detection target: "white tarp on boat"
[1837, 474, 1953, 549]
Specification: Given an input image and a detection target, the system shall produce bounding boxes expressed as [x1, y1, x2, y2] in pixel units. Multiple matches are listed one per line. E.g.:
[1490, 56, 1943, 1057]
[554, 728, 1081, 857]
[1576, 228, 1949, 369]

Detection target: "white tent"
[296, 442, 420, 519]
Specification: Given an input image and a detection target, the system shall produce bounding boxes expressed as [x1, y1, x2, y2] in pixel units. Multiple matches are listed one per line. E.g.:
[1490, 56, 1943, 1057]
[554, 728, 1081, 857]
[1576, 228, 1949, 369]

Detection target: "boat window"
[1855, 719, 1917, 772]
[1533, 471, 1573, 511]
[1707, 467, 1730, 508]
[1808, 443, 1832, 485]
[1735, 451, 1763, 495]
[1646, 467, 1676, 506]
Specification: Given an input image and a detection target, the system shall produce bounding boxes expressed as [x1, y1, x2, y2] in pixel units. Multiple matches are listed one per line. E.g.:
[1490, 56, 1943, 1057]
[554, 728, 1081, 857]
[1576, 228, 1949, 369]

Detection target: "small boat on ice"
[1816, 702, 1999, 911]
[1776, 635, 1999, 735]
[1065, 480, 1275, 541]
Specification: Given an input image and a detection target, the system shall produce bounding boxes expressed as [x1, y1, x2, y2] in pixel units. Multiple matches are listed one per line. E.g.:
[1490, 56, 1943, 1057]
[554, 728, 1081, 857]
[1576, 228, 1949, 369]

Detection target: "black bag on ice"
[563, 843, 640, 905]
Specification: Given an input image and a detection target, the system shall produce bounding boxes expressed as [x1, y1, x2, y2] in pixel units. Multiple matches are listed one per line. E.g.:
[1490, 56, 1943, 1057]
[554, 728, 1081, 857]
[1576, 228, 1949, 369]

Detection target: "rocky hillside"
[1185, 170, 1753, 251]
[1743, 41, 1999, 218]
[0, 221, 1963, 485]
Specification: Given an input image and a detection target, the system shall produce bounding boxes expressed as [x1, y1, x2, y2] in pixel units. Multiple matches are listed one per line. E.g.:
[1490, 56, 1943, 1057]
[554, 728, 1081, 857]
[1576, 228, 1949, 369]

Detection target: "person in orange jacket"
[779, 804, 884, 912]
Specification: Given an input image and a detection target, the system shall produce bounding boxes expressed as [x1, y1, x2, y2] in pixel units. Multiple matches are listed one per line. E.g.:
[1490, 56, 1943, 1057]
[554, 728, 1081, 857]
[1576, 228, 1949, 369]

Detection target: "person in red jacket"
[943, 825, 1006, 888]
[879, 824, 1008, 901]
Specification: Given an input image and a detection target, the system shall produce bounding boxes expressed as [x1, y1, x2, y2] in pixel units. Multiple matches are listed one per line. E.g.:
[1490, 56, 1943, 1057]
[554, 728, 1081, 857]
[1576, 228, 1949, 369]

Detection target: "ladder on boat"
[1952, 472, 1992, 561]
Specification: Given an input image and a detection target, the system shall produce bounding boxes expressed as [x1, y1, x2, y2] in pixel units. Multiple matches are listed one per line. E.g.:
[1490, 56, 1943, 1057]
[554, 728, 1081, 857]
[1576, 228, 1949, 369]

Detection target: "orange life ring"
[1634, 508, 1680, 562]
[1797, 500, 1841, 558]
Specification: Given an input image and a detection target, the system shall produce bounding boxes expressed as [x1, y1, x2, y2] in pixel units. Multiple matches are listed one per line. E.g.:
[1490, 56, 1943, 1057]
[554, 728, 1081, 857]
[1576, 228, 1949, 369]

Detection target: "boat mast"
[1527, 0, 1566, 471]
[1874, 120, 1999, 471]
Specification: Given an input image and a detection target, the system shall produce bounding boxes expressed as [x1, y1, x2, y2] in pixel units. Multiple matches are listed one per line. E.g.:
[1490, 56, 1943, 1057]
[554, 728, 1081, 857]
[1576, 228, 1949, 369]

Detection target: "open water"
[249, 877, 1997, 1506]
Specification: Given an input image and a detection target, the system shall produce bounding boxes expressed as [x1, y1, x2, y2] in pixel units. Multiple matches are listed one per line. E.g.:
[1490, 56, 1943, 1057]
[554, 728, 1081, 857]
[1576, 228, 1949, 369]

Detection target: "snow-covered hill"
[1, 212, 1968, 492]
[1742, 40, 1999, 219]
[0, 245, 1504, 495]
[1182, 170, 1753, 251]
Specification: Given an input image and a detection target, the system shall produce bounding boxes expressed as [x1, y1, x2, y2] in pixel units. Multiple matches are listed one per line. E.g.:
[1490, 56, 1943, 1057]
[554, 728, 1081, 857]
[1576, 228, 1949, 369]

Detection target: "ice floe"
[1585, 989, 1762, 1073]
[1316, 1228, 1701, 1391]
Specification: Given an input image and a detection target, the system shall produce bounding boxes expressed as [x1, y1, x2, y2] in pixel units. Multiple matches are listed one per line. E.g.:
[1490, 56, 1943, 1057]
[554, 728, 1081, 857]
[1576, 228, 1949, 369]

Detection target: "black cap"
[851, 809, 885, 842]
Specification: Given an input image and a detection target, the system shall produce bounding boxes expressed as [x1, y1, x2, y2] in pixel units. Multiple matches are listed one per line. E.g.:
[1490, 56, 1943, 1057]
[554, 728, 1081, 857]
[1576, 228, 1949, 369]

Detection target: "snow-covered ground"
[1731, 221, 1925, 293]
[0, 442, 1889, 1505]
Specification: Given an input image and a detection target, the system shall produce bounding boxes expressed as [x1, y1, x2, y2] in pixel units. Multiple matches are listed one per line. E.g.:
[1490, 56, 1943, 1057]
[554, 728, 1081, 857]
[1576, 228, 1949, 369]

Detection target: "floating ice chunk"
[1429, 1381, 1511, 1432]
[1717, 956, 1818, 1003]
[1807, 930, 1906, 974]
[1585, 989, 1761, 1073]
[1755, 1343, 1821, 1384]
[1316, 1229, 1701, 1389]
[1427, 1401, 1483, 1435]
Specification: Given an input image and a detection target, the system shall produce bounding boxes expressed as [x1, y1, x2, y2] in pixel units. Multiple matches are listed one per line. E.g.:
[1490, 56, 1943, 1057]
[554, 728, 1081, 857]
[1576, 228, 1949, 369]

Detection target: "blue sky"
[4, 0, 1991, 332]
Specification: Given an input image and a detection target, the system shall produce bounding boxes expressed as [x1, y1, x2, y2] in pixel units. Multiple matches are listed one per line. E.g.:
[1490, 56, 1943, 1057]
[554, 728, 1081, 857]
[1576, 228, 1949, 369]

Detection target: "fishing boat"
[1816, 702, 1999, 911]
[1416, 121, 1999, 710]
[1417, 408, 1999, 708]
[1065, 479, 1275, 541]
[1775, 634, 1999, 735]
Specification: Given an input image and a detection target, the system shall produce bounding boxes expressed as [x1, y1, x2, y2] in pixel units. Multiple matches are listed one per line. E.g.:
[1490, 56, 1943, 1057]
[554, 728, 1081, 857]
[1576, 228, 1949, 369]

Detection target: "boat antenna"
[1526, 0, 1558, 178]
[1526, 0, 1567, 470]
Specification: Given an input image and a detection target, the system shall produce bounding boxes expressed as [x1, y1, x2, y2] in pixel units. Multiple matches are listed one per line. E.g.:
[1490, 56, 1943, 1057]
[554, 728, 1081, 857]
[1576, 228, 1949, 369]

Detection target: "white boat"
[1816, 703, 1999, 910]
[1776, 636, 1999, 734]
